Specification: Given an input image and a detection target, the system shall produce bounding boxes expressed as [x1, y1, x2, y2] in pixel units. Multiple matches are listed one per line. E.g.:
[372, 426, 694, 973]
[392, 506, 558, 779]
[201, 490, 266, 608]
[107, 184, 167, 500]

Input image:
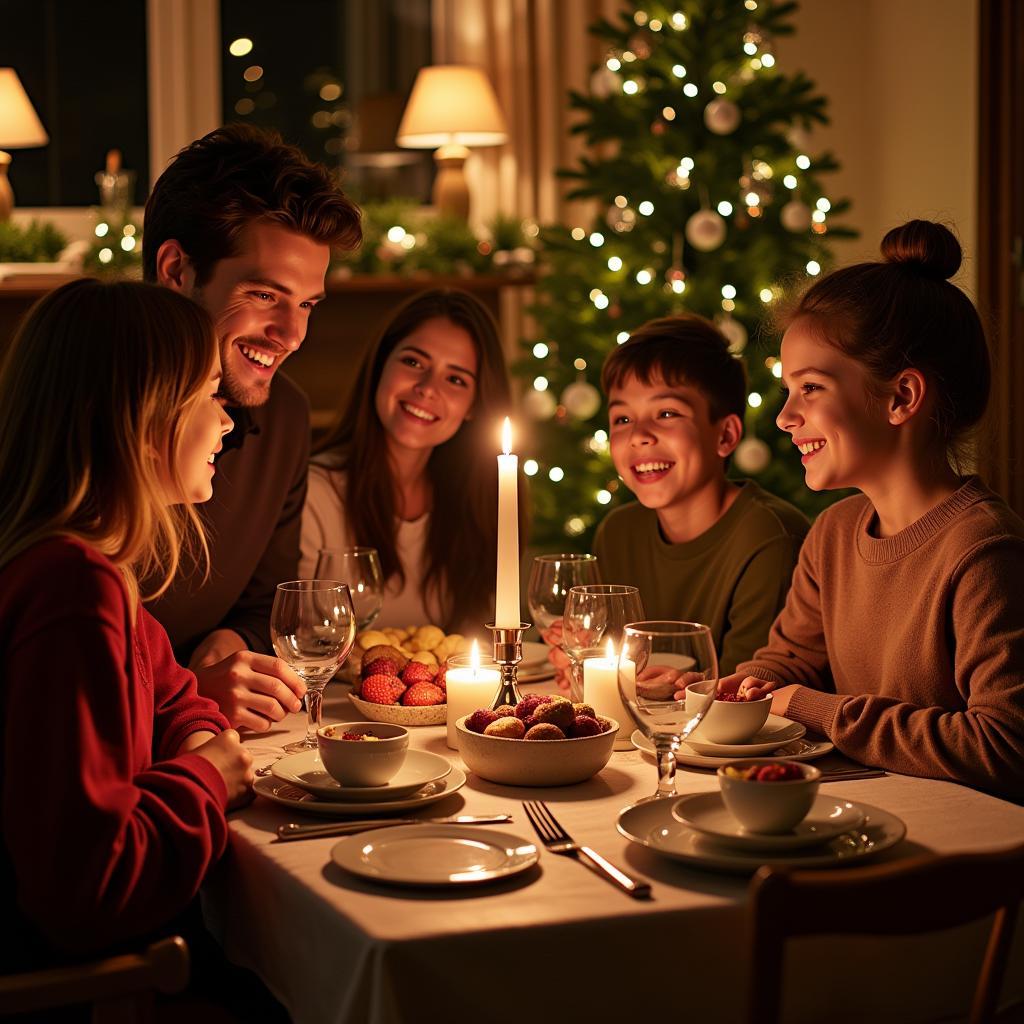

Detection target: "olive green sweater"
[594, 481, 809, 674]
[737, 477, 1024, 802]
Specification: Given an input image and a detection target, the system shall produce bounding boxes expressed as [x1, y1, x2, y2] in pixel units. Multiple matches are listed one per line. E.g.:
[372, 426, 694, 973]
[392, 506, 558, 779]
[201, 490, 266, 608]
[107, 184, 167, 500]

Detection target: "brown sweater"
[737, 477, 1024, 803]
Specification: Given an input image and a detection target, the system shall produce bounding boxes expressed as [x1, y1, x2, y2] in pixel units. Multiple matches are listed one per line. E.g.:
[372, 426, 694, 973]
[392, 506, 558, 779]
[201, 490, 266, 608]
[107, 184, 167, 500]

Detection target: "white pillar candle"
[494, 417, 520, 628]
[583, 640, 634, 750]
[446, 641, 501, 750]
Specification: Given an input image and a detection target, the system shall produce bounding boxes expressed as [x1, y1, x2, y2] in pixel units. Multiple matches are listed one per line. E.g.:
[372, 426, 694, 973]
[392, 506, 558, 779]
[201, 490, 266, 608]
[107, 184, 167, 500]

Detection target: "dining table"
[202, 682, 1024, 1024]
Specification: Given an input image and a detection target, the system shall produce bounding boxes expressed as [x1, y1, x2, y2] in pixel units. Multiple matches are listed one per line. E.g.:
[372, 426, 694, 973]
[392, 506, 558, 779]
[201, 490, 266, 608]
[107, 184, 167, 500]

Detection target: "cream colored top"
[300, 465, 444, 628]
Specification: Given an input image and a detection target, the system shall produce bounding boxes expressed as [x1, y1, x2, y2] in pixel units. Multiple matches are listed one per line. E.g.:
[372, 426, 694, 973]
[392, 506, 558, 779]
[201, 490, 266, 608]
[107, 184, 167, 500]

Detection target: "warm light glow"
[806, 260, 821, 276]
[722, 284, 737, 299]
[717, 200, 733, 216]
[571, 227, 585, 240]
[772, 361, 783, 378]
[623, 80, 639, 95]
[243, 65, 263, 82]
[816, 197, 831, 212]
[713, 81, 727, 94]
[229, 38, 253, 57]
[470, 640, 480, 675]
[574, 357, 587, 370]
[796, 154, 811, 169]
[616, 331, 630, 344]
[761, 53, 776, 67]
[683, 83, 698, 97]
[638, 200, 654, 216]
[606, 638, 616, 660]
[396, 66, 508, 149]
[549, 466, 565, 482]
[672, 64, 687, 78]
[319, 83, 342, 102]
[783, 174, 798, 189]
[94, 223, 109, 237]
[533, 342, 549, 358]
[501, 417, 512, 455]
[607, 256, 622, 271]
[589, 232, 605, 246]
[607, 58, 621, 71]
[524, 459, 539, 476]
[662, 106, 676, 120]
[636, 269, 652, 285]
[760, 287, 774, 302]
[534, 376, 548, 392]
[748, 392, 763, 408]
[386, 225, 406, 243]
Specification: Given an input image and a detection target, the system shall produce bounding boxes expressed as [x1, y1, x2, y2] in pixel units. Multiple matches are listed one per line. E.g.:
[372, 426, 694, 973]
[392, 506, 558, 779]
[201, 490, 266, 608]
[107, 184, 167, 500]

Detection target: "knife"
[276, 814, 512, 841]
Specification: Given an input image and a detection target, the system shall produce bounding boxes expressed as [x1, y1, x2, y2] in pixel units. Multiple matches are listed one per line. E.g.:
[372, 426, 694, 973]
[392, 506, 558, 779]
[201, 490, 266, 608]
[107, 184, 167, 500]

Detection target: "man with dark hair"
[144, 124, 362, 730]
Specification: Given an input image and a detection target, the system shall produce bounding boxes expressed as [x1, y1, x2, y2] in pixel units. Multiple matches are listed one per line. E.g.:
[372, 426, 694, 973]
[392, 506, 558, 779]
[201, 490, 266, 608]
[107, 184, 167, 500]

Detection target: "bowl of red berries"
[455, 694, 617, 786]
[684, 680, 772, 745]
[348, 644, 448, 726]
[714, 759, 821, 834]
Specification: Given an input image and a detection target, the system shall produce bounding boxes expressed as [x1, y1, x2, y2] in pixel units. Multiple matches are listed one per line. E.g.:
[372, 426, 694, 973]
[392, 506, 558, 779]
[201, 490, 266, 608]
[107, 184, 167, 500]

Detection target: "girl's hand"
[192, 729, 255, 809]
[717, 672, 779, 701]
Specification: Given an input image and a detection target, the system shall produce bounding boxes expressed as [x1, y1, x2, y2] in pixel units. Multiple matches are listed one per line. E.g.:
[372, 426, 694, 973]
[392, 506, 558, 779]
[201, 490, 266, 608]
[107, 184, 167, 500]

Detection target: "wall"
[775, 0, 979, 292]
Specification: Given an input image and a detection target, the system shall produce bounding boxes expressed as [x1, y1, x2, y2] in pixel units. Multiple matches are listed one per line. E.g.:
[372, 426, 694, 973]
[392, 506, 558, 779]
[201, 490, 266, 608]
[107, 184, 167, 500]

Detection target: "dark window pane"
[0, 0, 149, 207]
[220, 0, 433, 202]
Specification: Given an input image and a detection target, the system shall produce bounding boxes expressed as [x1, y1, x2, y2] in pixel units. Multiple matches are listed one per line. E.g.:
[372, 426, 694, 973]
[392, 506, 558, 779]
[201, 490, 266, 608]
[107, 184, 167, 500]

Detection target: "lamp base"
[432, 144, 470, 221]
[0, 152, 14, 222]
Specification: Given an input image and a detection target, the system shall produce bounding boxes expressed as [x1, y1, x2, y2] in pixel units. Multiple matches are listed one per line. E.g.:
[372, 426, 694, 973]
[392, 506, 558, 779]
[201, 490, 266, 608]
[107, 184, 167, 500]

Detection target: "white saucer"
[673, 792, 866, 851]
[331, 824, 538, 886]
[518, 641, 556, 683]
[685, 715, 806, 756]
[253, 766, 466, 817]
[271, 749, 452, 801]
[631, 729, 834, 767]
[617, 797, 905, 874]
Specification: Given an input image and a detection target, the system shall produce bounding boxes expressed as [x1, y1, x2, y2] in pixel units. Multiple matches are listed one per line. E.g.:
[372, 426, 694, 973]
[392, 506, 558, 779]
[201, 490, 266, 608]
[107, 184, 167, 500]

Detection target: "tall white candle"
[583, 639, 634, 750]
[494, 417, 520, 628]
[446, 641, 501, 750]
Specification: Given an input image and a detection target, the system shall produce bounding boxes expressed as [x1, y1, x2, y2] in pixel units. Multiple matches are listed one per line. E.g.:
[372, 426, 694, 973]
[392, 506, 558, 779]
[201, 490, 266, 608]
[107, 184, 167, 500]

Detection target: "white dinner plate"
[684, 715, 807, 756]
[331, 824, 538, 886]
[672, 791, 866, 852]
[631, 729, 835, 767]
[272, 749, 452, 801]
[253, 765, 466, 817]
[617, 797, 905, 874]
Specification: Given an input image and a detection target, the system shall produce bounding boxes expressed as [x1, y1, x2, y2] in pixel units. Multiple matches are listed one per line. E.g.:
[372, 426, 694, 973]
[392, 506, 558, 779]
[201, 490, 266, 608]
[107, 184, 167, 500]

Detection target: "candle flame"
[606, 638, 616, 660]
[470, 639, 480, 675]
[501, 417, 512, 456]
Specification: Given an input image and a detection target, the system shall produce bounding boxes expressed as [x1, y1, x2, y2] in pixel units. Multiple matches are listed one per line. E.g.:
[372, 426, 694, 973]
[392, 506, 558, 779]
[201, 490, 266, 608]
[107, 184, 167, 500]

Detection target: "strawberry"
[401, 661, 437, 685]
[362, 657, 400, 680]
[361, 674, 402, 705]
[401, 683, 445, 707]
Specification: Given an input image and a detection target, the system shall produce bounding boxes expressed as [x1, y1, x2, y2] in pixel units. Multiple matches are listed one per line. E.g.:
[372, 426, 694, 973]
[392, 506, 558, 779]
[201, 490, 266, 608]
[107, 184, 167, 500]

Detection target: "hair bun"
[880, 220, 961, 280]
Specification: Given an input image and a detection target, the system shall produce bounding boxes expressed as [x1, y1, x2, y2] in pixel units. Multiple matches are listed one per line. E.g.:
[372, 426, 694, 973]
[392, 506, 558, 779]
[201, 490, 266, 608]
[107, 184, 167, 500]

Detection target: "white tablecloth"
[203, 687, 1024, 1024]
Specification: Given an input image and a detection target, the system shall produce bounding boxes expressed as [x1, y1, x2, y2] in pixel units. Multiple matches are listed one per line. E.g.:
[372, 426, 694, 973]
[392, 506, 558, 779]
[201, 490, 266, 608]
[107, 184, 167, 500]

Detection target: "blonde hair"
[0, 279, 218, 607]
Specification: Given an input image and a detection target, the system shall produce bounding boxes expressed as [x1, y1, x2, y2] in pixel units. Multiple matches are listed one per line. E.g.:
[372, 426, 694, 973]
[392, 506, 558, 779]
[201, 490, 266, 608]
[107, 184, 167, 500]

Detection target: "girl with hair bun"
[719, 220, 1024, 802]
[0, 279, 251, 968]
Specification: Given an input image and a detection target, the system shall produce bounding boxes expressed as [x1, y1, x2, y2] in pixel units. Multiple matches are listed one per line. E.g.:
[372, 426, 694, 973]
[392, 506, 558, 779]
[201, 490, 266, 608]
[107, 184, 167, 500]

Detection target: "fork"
[523, 801, 651, 899]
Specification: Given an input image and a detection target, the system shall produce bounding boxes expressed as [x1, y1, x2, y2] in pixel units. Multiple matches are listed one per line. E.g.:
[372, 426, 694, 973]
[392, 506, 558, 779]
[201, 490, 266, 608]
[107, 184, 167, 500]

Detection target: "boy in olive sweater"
[594, 315, 808, 674]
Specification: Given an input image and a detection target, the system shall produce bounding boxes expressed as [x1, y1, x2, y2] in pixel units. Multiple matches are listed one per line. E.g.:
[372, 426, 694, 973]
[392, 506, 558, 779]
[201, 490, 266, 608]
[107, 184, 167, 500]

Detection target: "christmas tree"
[517, 0, 856, 550]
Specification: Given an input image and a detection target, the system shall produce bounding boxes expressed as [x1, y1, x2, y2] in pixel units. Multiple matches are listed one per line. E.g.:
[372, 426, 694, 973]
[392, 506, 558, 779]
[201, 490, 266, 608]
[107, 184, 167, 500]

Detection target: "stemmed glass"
[314, 547, 385, 632]
[562, 584, 644, 702]
[271, 580, 356, 751]
[618, 621, 718, 800]
[527, 553, 600, 633]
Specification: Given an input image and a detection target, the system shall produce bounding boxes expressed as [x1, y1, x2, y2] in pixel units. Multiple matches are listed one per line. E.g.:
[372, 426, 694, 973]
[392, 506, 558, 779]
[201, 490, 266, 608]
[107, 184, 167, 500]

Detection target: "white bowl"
[685, 680, 772, 744]
[716, 759, 821, 834]
[317, 722, 409, 787]
[348, 691, 447, 727]
[455, 716, 617, 787]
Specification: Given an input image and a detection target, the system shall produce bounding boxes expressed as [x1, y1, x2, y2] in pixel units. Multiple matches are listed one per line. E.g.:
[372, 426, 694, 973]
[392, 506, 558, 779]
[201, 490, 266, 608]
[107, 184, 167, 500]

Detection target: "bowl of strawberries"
[348, 643, 448, 726]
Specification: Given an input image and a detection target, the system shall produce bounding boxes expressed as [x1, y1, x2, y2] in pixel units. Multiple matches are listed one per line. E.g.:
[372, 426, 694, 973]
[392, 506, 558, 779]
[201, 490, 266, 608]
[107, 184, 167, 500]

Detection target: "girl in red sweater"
[0, 279, 252, 967]
[720, 221, 1024, 801]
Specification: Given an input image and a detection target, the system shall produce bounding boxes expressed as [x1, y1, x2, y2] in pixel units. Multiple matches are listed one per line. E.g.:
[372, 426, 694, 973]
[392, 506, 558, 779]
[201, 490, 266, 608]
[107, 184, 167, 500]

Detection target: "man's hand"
[189, 628, 249, 670]
[716, 672, 779, 702]
[190, 729, 255, 810]
[193, 651, 306, 732]
[540, 620, 573, 693]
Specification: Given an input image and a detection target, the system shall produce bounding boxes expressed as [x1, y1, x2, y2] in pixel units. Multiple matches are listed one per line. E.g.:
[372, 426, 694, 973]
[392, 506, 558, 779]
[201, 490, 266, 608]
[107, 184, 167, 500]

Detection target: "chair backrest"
[746, 843, 1024, 1024]
[0, 935, 189, 1023]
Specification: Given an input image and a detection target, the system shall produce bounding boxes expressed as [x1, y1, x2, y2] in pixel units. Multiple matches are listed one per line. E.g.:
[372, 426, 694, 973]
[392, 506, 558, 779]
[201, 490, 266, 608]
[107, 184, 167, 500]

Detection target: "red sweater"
[0, 537, 230, 963]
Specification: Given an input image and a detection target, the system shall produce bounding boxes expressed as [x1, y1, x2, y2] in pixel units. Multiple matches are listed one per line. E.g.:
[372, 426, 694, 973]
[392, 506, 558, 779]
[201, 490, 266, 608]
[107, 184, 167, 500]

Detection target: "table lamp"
[396, 65, 507, 220]
[0, 68, 49, 221]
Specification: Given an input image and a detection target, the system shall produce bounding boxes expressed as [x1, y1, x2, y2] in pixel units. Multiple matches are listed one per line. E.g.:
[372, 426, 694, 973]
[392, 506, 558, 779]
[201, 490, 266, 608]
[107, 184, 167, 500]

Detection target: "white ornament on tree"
[787, 125, 812, 152]
[606, 204, 636, 233]
[561, 380, 602, 420]
[780, 199, 813, 232]
[704, 98, 741, 135]
[685, 209, 726, 252]
[522, 387, 557, 420]
[733, 437, 771, 474]
[590, 66, 619, 99]
[717, 314, 748, 353]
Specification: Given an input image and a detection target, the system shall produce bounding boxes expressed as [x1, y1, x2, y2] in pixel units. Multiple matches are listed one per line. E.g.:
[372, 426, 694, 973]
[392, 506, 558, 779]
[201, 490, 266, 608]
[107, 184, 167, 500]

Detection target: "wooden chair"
[0, 935, 189, 1023]
[747, 843, 1024, 1024]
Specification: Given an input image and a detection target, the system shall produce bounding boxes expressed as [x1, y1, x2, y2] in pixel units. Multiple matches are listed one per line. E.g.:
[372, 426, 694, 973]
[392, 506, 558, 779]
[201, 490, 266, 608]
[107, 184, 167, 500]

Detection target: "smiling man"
[142, 125, 362, 730]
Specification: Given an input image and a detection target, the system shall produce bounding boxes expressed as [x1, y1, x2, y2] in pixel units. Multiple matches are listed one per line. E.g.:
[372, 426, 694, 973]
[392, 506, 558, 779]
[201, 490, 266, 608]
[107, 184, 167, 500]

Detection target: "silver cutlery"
[522, 800, 652, 899]
[276, 814, 512, 841]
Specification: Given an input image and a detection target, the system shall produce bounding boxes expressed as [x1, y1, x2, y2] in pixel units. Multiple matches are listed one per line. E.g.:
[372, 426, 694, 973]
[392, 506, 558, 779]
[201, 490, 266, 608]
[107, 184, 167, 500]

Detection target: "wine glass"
[527, 553, 600, 632]
[562, 584, 644, 702]
[314, 547, 385, 632]
[271, 580, 356, 752]
[618, 621, 718, 801]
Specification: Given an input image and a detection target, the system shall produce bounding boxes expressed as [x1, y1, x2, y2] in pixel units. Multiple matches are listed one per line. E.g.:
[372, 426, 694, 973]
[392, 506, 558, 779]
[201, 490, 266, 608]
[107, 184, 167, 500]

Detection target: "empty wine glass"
[618, 621, 718, 800]
[271, 580, 356, 751]
[562, 584, 644, 702]
[314, 547, 385, 632]
[527, 553, 600, 632]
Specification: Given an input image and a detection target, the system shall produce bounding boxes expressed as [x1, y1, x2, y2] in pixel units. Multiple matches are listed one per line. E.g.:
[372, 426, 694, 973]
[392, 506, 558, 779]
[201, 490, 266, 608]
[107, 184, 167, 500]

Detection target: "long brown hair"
[779, 220, 990, 466]
[0, 279, 218, 605]
[314, 289, 518, 629]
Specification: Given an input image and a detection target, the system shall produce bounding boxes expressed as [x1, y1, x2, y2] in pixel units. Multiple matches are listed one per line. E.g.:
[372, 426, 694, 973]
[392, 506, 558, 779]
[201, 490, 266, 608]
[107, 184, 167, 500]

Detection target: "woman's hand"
[717, 672, 779, 701]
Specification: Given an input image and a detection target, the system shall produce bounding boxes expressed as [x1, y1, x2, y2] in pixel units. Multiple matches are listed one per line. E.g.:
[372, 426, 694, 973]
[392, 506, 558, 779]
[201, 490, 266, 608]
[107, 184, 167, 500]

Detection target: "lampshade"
[0, 69, 48, 149]
[396, 66, 507, 150]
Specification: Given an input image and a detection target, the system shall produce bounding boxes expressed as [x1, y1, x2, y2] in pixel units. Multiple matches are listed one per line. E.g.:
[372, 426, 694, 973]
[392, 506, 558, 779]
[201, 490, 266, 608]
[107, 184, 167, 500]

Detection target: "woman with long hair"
[0, 279, 252, 969]
[719, 221, 1024, 802]
[301, 288, 519, 632]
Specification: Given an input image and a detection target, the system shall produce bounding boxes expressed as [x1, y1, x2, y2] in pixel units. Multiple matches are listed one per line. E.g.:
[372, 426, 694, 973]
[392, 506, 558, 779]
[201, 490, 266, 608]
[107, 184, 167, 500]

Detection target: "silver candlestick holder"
[486, 621, 530, 708]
